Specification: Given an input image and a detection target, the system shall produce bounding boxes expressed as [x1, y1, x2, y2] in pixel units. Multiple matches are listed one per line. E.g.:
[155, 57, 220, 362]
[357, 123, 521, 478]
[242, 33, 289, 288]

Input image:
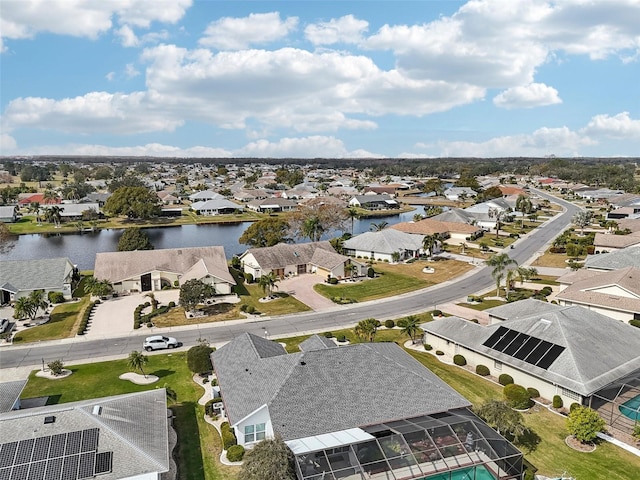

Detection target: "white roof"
[286, 428, 374, 455]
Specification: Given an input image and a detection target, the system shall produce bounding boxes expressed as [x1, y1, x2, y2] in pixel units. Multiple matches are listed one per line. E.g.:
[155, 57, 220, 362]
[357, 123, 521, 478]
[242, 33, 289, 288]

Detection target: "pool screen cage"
[293, 408, 523, 480]
[589, 372, 640, 437]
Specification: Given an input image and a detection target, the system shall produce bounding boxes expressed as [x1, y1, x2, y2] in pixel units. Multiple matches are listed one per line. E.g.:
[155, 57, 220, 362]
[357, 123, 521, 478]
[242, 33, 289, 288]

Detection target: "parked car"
[0, 318, 9, 334]
[143, 335, 180, 351]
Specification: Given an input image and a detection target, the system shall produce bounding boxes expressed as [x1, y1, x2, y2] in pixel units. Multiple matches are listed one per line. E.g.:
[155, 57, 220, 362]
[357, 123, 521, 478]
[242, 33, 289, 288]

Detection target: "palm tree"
[485, 253, 518, 297]
[400, 315, 421, 344]
[354, 318, 380, 342]
[413, 213, 424, 222]
[44, 205, 63, 227]
[27, 202, 42, 225]
[144, 292, 159, 310]
[391, 251, 401, 263]
[13, 297, 35, 321]
[347, 207, 359, 234]
[27, 290, 48, 320]
[515, 194, 533, 227]
[259, 272, 279, 298]
[422, 234, 438, 259]
[42, 189, 58, 205]
[460, 242, 467, 254]
[488, 207, 509, 239]
[302, 215, 324, 242]
[127, 350, 149, 378]
[370, 221, 388, 232]
[515, 266, 538, 286]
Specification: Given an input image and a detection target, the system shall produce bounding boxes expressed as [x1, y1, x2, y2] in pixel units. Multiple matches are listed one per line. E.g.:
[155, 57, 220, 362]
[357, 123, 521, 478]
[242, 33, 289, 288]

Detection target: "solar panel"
[482, 326, 508, 349]
[77, 453, 94, 480]
[0, 444, 17, 469]
[0, 468, 9, 480]
[61, 455, 79, 480]
[493, 328, 519, 352]
[65, 433, 81, 457]
[524, 340, 554, 366]
[94, 452, 112, 475]
[48, 435, 66, 459]
[26, 460, 46, 480]
[80, 430, 98, 453]
[536, 344, 565, 369]
[502, 332, 530, 356]
[513, 336, 542, 360]
[31, 437, 50, 463]
[9, 463, 28, 480]
[45, 457, 63, 480]
[15, 439, 34, 465]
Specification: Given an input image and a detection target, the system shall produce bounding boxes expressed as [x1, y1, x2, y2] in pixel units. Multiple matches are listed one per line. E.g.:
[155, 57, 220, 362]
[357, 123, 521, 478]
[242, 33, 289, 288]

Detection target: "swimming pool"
[425, 465, 496, 480]
[619, 394, 640, 421]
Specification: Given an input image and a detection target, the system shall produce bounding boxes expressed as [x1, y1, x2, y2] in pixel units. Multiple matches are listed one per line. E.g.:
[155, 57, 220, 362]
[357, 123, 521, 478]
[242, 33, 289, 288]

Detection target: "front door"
[141, 273, 152, 292]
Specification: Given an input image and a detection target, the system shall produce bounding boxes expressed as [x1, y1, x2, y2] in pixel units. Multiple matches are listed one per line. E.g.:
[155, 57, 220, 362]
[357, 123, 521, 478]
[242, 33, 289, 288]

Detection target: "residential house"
[54, 203, 101, 222]
[282, 184, 319, 200]
[233, 189, 269, 203]
[188, 190, 224, 202]
[239, 241, 359, 280]
[0, 380, 27, 413]
[576, 188, 625, 201]
[584, 245, 640, 271]
[157, 191, 180, 205]
[191, 198, 241, 216]
[212, 333, 524, 480]
[94, 246, 235, 294]
[443, 187, 477, 202]
[391, 219, 482, 246]
[17, 193, 61, 206]
[431, 208, 478, 226]
[593, 231, 640, 252]
[0, 258, 76, 304]
[348, 194, 398, 210]
[246, 198, 297, 213]
[421, 300, 640, 414]
[0, 389, 170, 480]
[343, 229, 425, 261]
[80, 193, 111, 207]
[0, 205, 18, 223]
[463, 199, 513, 232]
[555, 267, 640, 322]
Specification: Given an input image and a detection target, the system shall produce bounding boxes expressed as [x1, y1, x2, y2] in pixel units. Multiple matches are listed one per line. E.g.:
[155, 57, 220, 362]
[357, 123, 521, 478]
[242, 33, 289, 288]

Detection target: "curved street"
[0, 189, 581, 373]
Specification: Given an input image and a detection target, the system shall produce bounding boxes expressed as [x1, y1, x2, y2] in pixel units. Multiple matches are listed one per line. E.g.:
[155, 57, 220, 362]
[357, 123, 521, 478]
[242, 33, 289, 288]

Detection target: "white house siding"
[555, 300, 633, 323]
[424, 333, 584, 408]
[347, 249, 394, 262]
[234, 405, 275, 448]
[200, 275, 233, 295]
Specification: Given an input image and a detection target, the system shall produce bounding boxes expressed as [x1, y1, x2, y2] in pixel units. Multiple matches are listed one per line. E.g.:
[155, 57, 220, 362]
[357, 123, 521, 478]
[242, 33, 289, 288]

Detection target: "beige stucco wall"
[555, 300, 632, 323]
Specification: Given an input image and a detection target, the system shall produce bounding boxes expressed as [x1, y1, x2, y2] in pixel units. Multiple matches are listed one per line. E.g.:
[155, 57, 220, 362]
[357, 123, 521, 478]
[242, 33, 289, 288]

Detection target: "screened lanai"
[292, 408, 523, 480]
[589, 372, 640, 438]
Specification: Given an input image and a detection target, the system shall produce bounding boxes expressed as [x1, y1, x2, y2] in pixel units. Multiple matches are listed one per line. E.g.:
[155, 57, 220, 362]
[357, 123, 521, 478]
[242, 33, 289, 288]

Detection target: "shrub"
[246, 305, 256, 314]
[244, 272, 254, 283]
[396, 318, 408, 328]
[336, 335, 346, 343]
[539, 286, 553, 296]
[552, 395, 563, 409]
[168, 301, 175, 308]
[633, 423, 640, 441]
[432, 309, 442, 317]
[470, 318, 479, 323]
[498, 374, 514, 386]
[423, 344, 432, 351]
[226, 444, 245, 462]
[629, 319, 640, 328]
[48, 291, 65, 304]
[324, 331, 333, 338]
[567, 406, 605, 443]
[187, 343, 215, 374]
[240, 304, 248, 312]
[367, 267, 375, 278]
[570, 402, 581, 413]
[435, 350, 444, 356]
[453, 354, 467, 366]
[476, 365, 490, 376]
[47, 359, 65, 376]
[527, 387, 540, 399]
[328, 277, 339, 285]
[384, 319, 395, 329]
[504, 384, 532, 409]
[222, 431, 237, 450]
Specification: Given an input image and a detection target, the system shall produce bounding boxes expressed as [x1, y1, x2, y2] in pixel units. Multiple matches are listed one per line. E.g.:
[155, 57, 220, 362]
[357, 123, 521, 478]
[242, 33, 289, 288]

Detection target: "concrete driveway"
[277, 274, 337, 311]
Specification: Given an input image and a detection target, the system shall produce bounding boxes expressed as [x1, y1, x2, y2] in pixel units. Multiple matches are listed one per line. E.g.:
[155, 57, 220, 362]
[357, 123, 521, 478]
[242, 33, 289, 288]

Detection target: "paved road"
[0, 189, 581, 371]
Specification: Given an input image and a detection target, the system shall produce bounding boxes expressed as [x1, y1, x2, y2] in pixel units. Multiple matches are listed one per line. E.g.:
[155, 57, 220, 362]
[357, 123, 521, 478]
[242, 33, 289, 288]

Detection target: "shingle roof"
[585, 245, 640, 270]
[423, 301, 640, 396]
[593, 232, 640, 249]
[94, 246, 235, 285]
[392, 219, 480, 235]
[299, 335, 337, 352]
[0, 389, 169, 479]
[0, 258, 74, 293]
[191, 198, 240, 211]
[431, 208, 477, 225]
[213, 335, 471, 441]
[241, 241, 346, 270]
[343, 229, 424, 255]
[0, 380, 27, 413]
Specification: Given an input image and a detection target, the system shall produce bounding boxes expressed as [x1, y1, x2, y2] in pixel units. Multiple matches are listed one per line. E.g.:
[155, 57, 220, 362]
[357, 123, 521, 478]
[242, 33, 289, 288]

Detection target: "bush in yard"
[328, 277, 338, 285]
[187, 342, 215, 374]
[570, 403, 581, 413]
[244, 273, 254, 284]
[423, 344, 432, 351]
[336, 335, 346, 343]
[527, 388, 540, 399]
[384, 319, 395, 329]
[47, 359, 65, 376]
[435, 350, 444, 356]
[239, 435, 296, 480]
[324, 331, 333, 338]
[48, 291, 65, 304]
[396, 318, 408, 328]
[367, 267, 375, 278]
[566, 406, 605, 443]
[453, 354, 466, 366]
[476, 365, 490, 376]
[222, 431, 238, 450]
[553, 395, 563, 409]
[432, 309, 442, 317]
[629, 319, 640, 328]
[227, 444, 245, 461]
[498, 374, 514, 386]
[633, 424, 640, 441]
[503, 384, 532, 409]
[246, 305, 256, 314]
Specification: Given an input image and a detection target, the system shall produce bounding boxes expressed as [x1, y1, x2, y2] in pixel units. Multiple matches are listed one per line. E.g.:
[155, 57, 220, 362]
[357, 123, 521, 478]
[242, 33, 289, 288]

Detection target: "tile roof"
[0, 389, 169, 479]
[585, 245, 640, 270]
[423, 301, 640, 396]
[213, 335, 471, 441]
[94, 246, 235, 285]
[0, 258, 74, 293]
[343, 229, 424, 254]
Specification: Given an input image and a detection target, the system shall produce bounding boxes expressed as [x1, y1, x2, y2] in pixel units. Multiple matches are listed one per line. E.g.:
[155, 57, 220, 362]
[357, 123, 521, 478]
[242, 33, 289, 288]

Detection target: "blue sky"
[1, 0, 639, 158]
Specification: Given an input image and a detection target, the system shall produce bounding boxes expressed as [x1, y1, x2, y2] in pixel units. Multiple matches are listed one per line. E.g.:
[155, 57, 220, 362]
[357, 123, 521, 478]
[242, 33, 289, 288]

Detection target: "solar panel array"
[482, 325, 565, 370]
[0, 428, 113, 480]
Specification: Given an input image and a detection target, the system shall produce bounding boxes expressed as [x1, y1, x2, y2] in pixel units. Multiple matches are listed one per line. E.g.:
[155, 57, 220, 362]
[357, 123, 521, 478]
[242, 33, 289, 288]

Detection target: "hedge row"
[221, 422, 238, 450]
[133, 301, 176, 329]
[226, 444, 245, 462]
[77, 300, 98, 335]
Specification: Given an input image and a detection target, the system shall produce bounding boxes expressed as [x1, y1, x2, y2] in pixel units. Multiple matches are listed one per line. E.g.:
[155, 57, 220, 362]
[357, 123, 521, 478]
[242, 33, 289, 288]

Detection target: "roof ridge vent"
[92, 405, 102, 415]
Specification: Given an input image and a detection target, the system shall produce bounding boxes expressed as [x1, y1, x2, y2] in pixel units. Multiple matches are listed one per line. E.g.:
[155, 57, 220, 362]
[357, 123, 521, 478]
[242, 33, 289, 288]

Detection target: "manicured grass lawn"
[457, 298, 506, 311]
[21, 353, 239, 480]
[13, 296, 90, 344]
[314, 259, 472, 303]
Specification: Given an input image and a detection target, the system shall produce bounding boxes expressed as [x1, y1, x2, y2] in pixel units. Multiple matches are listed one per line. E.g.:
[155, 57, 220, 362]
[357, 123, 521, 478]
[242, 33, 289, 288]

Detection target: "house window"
[297, 264, 306, 274]
[244, 423, 266, 443]
[494, 360, 502, 371]
[561, 387, 580, 401]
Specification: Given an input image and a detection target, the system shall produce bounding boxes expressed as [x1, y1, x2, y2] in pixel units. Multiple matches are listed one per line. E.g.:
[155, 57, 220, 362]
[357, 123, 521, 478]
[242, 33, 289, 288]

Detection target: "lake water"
[2, 209, 422, 270]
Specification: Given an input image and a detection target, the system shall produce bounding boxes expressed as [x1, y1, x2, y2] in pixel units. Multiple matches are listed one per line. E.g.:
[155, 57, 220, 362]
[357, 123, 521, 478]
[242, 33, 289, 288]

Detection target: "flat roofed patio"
[294, 409, 523, 480]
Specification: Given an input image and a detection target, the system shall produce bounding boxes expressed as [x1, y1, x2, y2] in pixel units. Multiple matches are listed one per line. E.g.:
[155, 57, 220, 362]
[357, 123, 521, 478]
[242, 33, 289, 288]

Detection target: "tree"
[118, 227, 154, 251]
[370, 221, 388, 232]
[288, 198, 347, 241]
[27, 290, 48, 321]
[127, 351, 149, 379]
[422, 234, 438, 259]
[187, 341, 215, 375]
[400, 315, 420, 344]
[179, 279, 215, 312]
[239, 217, 291, 247]
[566, 406, 605, 443]
[515, 194, 533, 227]
[258, 272, 279, 298]
[0, 222, 16, 254]
[238, 434, 296, 480]
[515, 266, 538, 286]
[13, 296, 35, 321]
[301, 215, 324, 242]
[488, 207, 509, 238]
[391, 251, 401, 263]
[43, 205, 62, 227]
[42, 189, 59, 205]
[413, 213, 424, 222]
[347, 207, 359, 234]
[85, 277, 113, 297]
[474, 400, 529, 444]
[478, 186, 503, 202]
[354, 318, 380, 342]
[571, 210, 593, 236]
[103, 186, 161, 219]
[144, 292, 159, 310]
[422, 178, 444, 196]
[486, 253, 518, 297]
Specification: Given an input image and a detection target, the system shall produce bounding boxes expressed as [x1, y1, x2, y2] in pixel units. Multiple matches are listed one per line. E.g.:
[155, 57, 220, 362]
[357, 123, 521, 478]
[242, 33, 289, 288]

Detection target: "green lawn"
[13, 296, 90, 343]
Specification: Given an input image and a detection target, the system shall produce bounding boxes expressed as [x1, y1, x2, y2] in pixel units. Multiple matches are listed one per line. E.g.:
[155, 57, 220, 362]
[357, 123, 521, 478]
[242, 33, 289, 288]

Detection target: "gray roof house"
[188, 190, 224, 202]
[190, 198, 242, 216]
[348, 194, 398, 210]
[0, 205, 18, 223]
[246, 197, 298, 213]
[0, 380, 27, 413]
[422, 300, 640, 421]
[213, 333, 523, 480]
[94, 246, 235, 294]
[0, 389, 170, 480]
[0, 258, 76, 304]
[343, 229, 425, 262]
[584, 245, 640, 271]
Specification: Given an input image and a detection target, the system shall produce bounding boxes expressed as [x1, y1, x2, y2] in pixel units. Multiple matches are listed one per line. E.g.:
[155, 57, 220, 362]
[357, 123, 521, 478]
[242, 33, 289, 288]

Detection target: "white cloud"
[305, 15, 368, 45]
[493, 83, 562, 109]
[0, 133, 17, 152]
[199, 12, 298, 50]
[582, 112, 640, 139]
[125, 63, 140, 78]
[0, 0, 191, 45]
[115, 25, 139, 47]
[105, 71, 115, 81]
